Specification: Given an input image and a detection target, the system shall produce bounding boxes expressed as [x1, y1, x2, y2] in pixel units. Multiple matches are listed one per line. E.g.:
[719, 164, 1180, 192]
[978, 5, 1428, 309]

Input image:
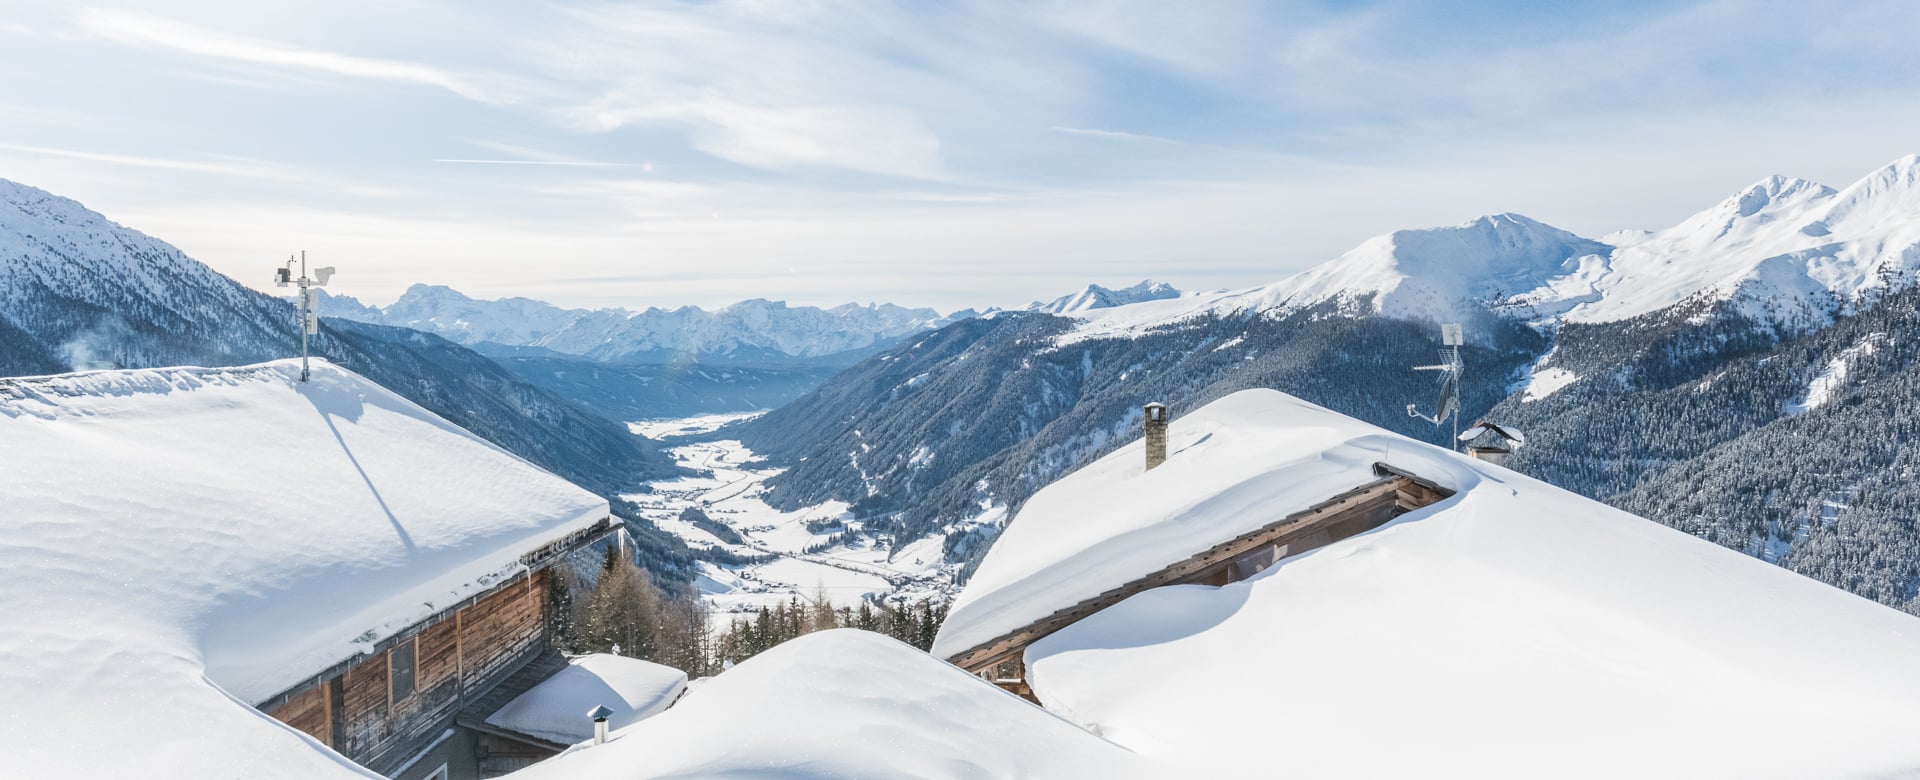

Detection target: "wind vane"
[1407, 322, 1464, 449]
[273, 251, 335, 382]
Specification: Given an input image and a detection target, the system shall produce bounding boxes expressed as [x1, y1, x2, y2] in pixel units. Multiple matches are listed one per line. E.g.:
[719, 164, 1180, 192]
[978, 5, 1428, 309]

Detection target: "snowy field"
[624, 415, 961, 629]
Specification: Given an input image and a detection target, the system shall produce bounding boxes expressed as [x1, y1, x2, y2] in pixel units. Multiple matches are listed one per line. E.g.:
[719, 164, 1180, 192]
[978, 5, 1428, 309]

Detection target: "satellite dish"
[1406, 322, 1466, 449]
[313, 267, 336, 286]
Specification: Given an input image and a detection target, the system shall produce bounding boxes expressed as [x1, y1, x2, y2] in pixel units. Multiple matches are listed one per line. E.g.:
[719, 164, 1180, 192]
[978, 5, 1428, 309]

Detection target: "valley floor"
[624, 414, 958, 629]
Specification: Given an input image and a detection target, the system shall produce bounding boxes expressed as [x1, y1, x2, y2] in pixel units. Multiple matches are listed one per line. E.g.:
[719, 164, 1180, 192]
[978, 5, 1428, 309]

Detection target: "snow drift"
[938, 388, 1920, 778]
[511, 630, 1148, 779]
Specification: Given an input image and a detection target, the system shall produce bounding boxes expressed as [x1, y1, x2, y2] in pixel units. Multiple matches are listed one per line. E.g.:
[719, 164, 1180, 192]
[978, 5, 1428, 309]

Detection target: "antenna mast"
[1407, 322, 1464, 450]
[274, 251, 336, 382]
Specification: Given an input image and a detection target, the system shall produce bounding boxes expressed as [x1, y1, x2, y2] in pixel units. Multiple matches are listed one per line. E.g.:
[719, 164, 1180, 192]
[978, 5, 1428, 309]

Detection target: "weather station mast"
[1407, 322, 1465, 450]
[274, 251, 335, 382]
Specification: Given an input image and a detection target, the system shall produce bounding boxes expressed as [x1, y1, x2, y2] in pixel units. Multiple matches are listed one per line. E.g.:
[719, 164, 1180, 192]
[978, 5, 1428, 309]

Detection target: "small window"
[390, 639, 417, 702]
[423, 765, 449, 780]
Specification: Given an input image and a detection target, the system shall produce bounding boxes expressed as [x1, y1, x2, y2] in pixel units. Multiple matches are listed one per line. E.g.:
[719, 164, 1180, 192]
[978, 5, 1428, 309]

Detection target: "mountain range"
[324, 284, 972, 366]
[734, 155, 1920, 615]
[1026, 280, 1181, 314]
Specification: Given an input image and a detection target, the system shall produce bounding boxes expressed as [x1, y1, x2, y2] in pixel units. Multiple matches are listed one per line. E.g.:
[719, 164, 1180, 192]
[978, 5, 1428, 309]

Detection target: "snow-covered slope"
[0, 360, 608, 778]
[1060, 155, 1920, 340]
[335, 284, 964, 363]
[938, 389, 1920, 777]
[511, 630, 1150, 779]
[1029, 280, 1180, 314]
[0, 177, 292, 372]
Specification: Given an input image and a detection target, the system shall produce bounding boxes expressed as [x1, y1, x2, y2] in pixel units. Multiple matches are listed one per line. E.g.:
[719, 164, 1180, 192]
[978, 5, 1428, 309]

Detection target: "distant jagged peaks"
[1029, 280, 1181, 314]
[334, 285, 962, 363]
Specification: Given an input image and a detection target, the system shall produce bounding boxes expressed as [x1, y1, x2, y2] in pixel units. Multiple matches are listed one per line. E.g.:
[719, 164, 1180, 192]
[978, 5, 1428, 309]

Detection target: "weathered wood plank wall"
[265, 569, 548, 770]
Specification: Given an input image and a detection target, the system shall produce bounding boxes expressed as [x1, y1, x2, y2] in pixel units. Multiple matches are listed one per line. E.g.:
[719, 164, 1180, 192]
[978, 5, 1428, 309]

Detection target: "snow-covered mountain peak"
[1261, 211, 1610, 324]
[1728, 175, 1836, 219]
[1559, 155, 1920, 326]
[1817, 153, 1920, 230]
[1030, 279, 1182, 314]
[1065, 155, 1920, 341]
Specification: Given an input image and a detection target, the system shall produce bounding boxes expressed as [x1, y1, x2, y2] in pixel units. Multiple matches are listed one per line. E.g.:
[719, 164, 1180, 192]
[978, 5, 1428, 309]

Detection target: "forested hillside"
[1510, 289, 1920, 615]
[738, 306, 1545, 570]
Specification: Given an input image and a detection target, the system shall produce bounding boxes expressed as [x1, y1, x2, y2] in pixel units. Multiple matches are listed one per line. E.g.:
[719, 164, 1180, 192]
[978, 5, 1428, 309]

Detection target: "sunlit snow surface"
[938, 389, 1920, 778]
[484, 654, 686, 746]
[511, 630, 1149, 779]
[0, 360, 608, 778]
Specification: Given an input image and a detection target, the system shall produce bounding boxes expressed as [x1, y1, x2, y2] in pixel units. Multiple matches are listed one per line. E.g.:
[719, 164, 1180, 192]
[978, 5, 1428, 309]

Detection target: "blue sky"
[3, 0, 1919, 311]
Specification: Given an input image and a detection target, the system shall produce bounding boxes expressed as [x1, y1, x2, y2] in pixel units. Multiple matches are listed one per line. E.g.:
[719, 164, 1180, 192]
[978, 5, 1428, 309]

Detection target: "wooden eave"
[254, 515, 620, 711]
[946, 464, 1454, 676]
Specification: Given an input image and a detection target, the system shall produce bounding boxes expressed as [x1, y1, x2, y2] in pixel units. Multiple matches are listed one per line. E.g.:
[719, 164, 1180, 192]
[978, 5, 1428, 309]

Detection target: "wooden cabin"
[1458, 422, 1525, 465]
[942, 401, 1455, 700]
[259, 521, 619, 779]
[0, 361, 683, 779]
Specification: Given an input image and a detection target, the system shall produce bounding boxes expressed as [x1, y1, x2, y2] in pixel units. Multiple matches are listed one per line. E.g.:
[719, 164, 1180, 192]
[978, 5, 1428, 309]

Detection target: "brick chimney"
[1143, 402, 1169, 471]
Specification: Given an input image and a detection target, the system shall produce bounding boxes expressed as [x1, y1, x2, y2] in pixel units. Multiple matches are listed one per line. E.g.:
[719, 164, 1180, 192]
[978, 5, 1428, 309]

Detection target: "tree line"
[549, 543, 949, 677]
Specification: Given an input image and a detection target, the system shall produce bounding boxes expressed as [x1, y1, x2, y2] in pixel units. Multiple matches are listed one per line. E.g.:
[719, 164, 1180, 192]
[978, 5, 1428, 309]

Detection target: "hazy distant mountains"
[1026, 280, 1180, 314]
[323, 285, 975, 366]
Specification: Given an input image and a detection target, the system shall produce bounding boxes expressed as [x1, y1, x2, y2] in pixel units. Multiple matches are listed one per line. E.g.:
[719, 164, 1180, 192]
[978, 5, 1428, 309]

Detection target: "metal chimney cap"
[587, 704, 615, 721]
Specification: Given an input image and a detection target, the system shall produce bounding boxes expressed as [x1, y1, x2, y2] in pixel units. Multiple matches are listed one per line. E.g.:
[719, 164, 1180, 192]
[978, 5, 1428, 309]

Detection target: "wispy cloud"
[73, 8, 500, 103]
[0, 142, 277, 178]
[432, 159, 633, 167]
[11, 1, 1920, 311]
[1051, 126, 1183, 144]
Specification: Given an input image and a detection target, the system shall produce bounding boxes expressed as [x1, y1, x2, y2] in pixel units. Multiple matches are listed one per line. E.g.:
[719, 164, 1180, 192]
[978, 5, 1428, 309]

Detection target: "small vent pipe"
[588, 704, 614, 745]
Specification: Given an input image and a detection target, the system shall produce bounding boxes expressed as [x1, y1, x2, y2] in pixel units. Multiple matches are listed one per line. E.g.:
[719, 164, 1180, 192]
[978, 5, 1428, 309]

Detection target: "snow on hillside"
[936, 389, 1920, 777]
[1053, 156, 1920, 341]
[624, 425, 961, 628]
[1783, 333, 1885, 416]
[0, 177, 287, 370]
[509, 630, 1150, 779]
[1029, 280, 1180, 314]
[0, 360, 607, 778]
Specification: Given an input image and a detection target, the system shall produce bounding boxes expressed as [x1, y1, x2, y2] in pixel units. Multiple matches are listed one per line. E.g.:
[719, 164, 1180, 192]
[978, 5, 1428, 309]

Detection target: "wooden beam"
[947, 477, 1401, 672]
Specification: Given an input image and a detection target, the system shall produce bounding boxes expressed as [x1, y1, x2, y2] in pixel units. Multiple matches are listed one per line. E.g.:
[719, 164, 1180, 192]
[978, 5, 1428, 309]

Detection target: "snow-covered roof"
[509, 630, 1148, 779]
[933, 389, 1464, 660]
[0, 360, 609, 777]
[485, 654, 687, 746]
[940, 389, 1920, 776]
[1457, 421, 1524, 445]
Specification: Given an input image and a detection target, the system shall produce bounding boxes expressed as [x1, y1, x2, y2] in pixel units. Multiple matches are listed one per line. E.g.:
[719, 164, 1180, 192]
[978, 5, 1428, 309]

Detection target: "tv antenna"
[273, 251, 336, 382]
[1407, 322, 1464, 450]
